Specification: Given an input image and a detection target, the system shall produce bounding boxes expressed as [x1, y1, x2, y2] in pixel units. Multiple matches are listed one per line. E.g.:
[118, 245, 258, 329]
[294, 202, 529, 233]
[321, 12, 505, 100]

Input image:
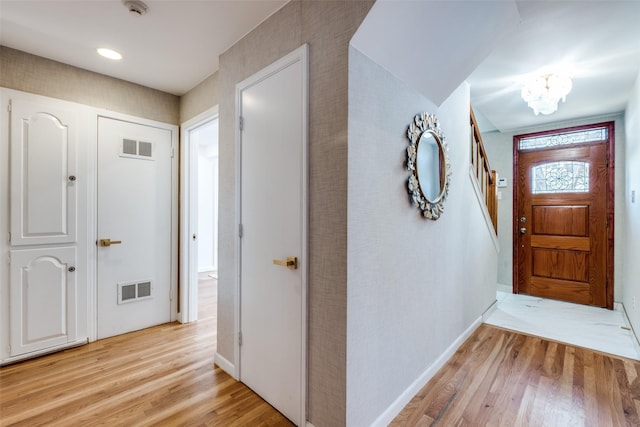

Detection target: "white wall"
[623, 72, 640, 330]
[193, 119, 219, 273]
[197, 155, 217, 272]
[346, 47, 498, 427]
[483, 113, 626, 300]
[477, 129, 514, 287]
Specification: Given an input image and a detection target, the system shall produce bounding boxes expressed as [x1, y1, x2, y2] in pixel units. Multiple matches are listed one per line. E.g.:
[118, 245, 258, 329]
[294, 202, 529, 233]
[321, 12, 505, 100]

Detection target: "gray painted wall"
[0, 46, 179, 125]
[482, 113, 626, 301]
[179, 71, 218, 124]
[347, 47, 498, 426]
[623, 72, 640, 334]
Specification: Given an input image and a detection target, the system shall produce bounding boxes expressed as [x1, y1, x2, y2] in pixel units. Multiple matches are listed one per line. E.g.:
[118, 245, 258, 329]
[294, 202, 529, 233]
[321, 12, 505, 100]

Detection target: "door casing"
[512, 121, 615, 308]
[179, 106, 219, 323]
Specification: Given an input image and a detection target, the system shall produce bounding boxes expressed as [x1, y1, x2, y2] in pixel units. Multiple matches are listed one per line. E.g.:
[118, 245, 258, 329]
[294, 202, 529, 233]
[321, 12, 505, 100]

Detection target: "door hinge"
[239, 116, 244, 131]
[7, 232, 10, 243]
[239, 224, 243, 238]
[7, 253, 10, 265]
[7, 100, 12, 112]
[169, 290, 173, 301]
[238, 331, 243, 346]
[171, 146, 175, 158]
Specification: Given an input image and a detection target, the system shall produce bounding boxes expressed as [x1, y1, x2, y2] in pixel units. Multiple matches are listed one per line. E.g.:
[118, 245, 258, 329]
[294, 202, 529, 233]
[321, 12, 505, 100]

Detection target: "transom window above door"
[519, 127, 608, 150]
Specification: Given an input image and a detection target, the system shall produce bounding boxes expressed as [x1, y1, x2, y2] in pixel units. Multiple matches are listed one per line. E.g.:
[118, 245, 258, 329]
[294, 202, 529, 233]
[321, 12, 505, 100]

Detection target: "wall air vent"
[118, 280, 153, 304]
[138, 141, 152, 157]
[123, 138, 137, 155]
[120, 138, 154, 160]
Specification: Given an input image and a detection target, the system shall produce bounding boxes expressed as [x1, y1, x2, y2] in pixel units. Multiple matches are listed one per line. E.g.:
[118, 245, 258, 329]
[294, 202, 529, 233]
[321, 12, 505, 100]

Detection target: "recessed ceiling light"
[97, 48, 123, 61]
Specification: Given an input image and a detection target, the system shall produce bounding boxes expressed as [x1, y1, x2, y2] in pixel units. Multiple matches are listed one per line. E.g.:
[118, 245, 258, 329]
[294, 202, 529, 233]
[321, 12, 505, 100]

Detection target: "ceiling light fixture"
[521, 73, 572, 115]
[123, 0, 148, 16]
[97, 48, 123, 60]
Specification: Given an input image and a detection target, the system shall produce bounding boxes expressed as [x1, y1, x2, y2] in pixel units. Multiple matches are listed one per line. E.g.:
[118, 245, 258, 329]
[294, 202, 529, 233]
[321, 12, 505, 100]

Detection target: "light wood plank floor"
[391, 324, 640, 426]
[0, 274, 293, 426]
[6, 283, 639, 427]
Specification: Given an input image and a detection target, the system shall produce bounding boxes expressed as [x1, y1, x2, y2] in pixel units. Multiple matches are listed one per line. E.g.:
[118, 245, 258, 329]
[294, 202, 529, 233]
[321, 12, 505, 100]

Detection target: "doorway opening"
[513, 121, 614, 308]
[180, 107, 219, 323]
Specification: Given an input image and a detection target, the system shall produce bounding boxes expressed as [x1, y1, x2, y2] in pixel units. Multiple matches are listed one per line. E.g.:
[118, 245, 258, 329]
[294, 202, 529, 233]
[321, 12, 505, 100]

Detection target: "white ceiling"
[351, 0, 521, 107]
[1, 1, 639, 133]
[0, 0, 287, 95]
[468, 1, 640, 132]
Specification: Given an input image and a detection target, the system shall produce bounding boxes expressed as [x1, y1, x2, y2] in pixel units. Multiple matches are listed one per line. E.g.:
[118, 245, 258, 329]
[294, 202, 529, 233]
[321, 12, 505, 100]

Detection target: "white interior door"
[97, 117, 172, 339]
[239, 45, 308, 426]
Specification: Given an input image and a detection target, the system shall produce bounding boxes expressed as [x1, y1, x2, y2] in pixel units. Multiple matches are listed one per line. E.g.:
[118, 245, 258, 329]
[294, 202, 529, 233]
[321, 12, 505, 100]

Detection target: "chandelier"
[521, 74, 572, 115]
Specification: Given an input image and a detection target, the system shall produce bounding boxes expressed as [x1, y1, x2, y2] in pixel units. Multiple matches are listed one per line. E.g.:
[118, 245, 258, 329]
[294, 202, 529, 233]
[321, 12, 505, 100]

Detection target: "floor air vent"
[118, 280, 153, 304]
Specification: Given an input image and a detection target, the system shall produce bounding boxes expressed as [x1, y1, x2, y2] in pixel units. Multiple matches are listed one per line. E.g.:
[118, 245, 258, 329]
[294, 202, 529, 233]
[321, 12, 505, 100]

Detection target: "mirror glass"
[416, 131, 443, 201]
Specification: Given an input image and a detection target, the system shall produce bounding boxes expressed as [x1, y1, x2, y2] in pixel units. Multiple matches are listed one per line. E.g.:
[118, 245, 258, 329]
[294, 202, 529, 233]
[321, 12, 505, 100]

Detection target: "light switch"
[633, 190, 636, 203]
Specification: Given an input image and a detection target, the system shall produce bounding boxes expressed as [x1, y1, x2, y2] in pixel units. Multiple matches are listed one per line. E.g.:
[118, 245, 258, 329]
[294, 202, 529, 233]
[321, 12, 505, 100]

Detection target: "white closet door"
[10, 100, 77, 246]
[9, 247, 77, 356]
[96, 117, 172, 339]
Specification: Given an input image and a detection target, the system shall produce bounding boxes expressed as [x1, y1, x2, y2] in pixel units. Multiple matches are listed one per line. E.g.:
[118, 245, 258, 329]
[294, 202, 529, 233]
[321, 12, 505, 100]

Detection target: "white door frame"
[91, 112, 179, 340]
[179, 106, 219, 323]
[234, 44, 308, 425]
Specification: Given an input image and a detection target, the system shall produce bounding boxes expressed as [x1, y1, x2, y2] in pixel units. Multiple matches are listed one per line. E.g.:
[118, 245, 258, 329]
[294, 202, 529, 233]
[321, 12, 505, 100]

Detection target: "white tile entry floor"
[484, 291, 640, 360]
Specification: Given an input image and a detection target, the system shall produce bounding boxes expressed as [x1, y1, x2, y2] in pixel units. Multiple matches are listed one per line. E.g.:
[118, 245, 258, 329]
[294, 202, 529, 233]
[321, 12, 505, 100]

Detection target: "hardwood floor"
[0, 274, 293, 426]
[391, 324, 640, 426]
[5, 284, 639, 427]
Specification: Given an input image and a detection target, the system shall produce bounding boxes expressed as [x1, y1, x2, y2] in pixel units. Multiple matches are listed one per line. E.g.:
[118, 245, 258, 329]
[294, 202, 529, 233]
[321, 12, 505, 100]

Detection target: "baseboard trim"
[619, 302, 640, 358]
[497, 283, 512, 293]
[214, 352, 237, 379]
[1, 337, 88, 366]
[370, 316, 483, 426]
[482, 298, 499, 322]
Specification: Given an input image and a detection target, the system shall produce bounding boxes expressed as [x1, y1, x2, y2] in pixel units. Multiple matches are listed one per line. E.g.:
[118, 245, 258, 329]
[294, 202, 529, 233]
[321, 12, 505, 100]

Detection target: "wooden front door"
[514, 123, 613, 308]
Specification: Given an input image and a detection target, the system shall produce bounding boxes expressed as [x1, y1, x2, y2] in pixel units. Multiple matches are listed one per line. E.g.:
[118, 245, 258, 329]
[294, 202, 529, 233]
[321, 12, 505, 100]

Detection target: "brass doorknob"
[99, 238, 122, 247]
[273, 256, 298, 270]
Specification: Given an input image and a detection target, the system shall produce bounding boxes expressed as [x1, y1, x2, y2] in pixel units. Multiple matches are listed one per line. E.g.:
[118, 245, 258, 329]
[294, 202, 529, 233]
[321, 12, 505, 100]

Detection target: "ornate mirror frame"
[406, 112, 452, 220]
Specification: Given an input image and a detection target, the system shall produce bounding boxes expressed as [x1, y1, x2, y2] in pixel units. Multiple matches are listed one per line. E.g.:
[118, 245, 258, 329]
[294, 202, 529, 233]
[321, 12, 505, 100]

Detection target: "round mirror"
[416, 130, 443, 202]
[405, 112, 451, 220]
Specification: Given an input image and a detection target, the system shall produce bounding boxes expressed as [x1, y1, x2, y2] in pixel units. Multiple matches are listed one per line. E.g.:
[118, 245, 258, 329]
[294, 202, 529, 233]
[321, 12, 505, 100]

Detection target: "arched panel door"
[10, 101, 77, 246]
[9, 247, 77, 356]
